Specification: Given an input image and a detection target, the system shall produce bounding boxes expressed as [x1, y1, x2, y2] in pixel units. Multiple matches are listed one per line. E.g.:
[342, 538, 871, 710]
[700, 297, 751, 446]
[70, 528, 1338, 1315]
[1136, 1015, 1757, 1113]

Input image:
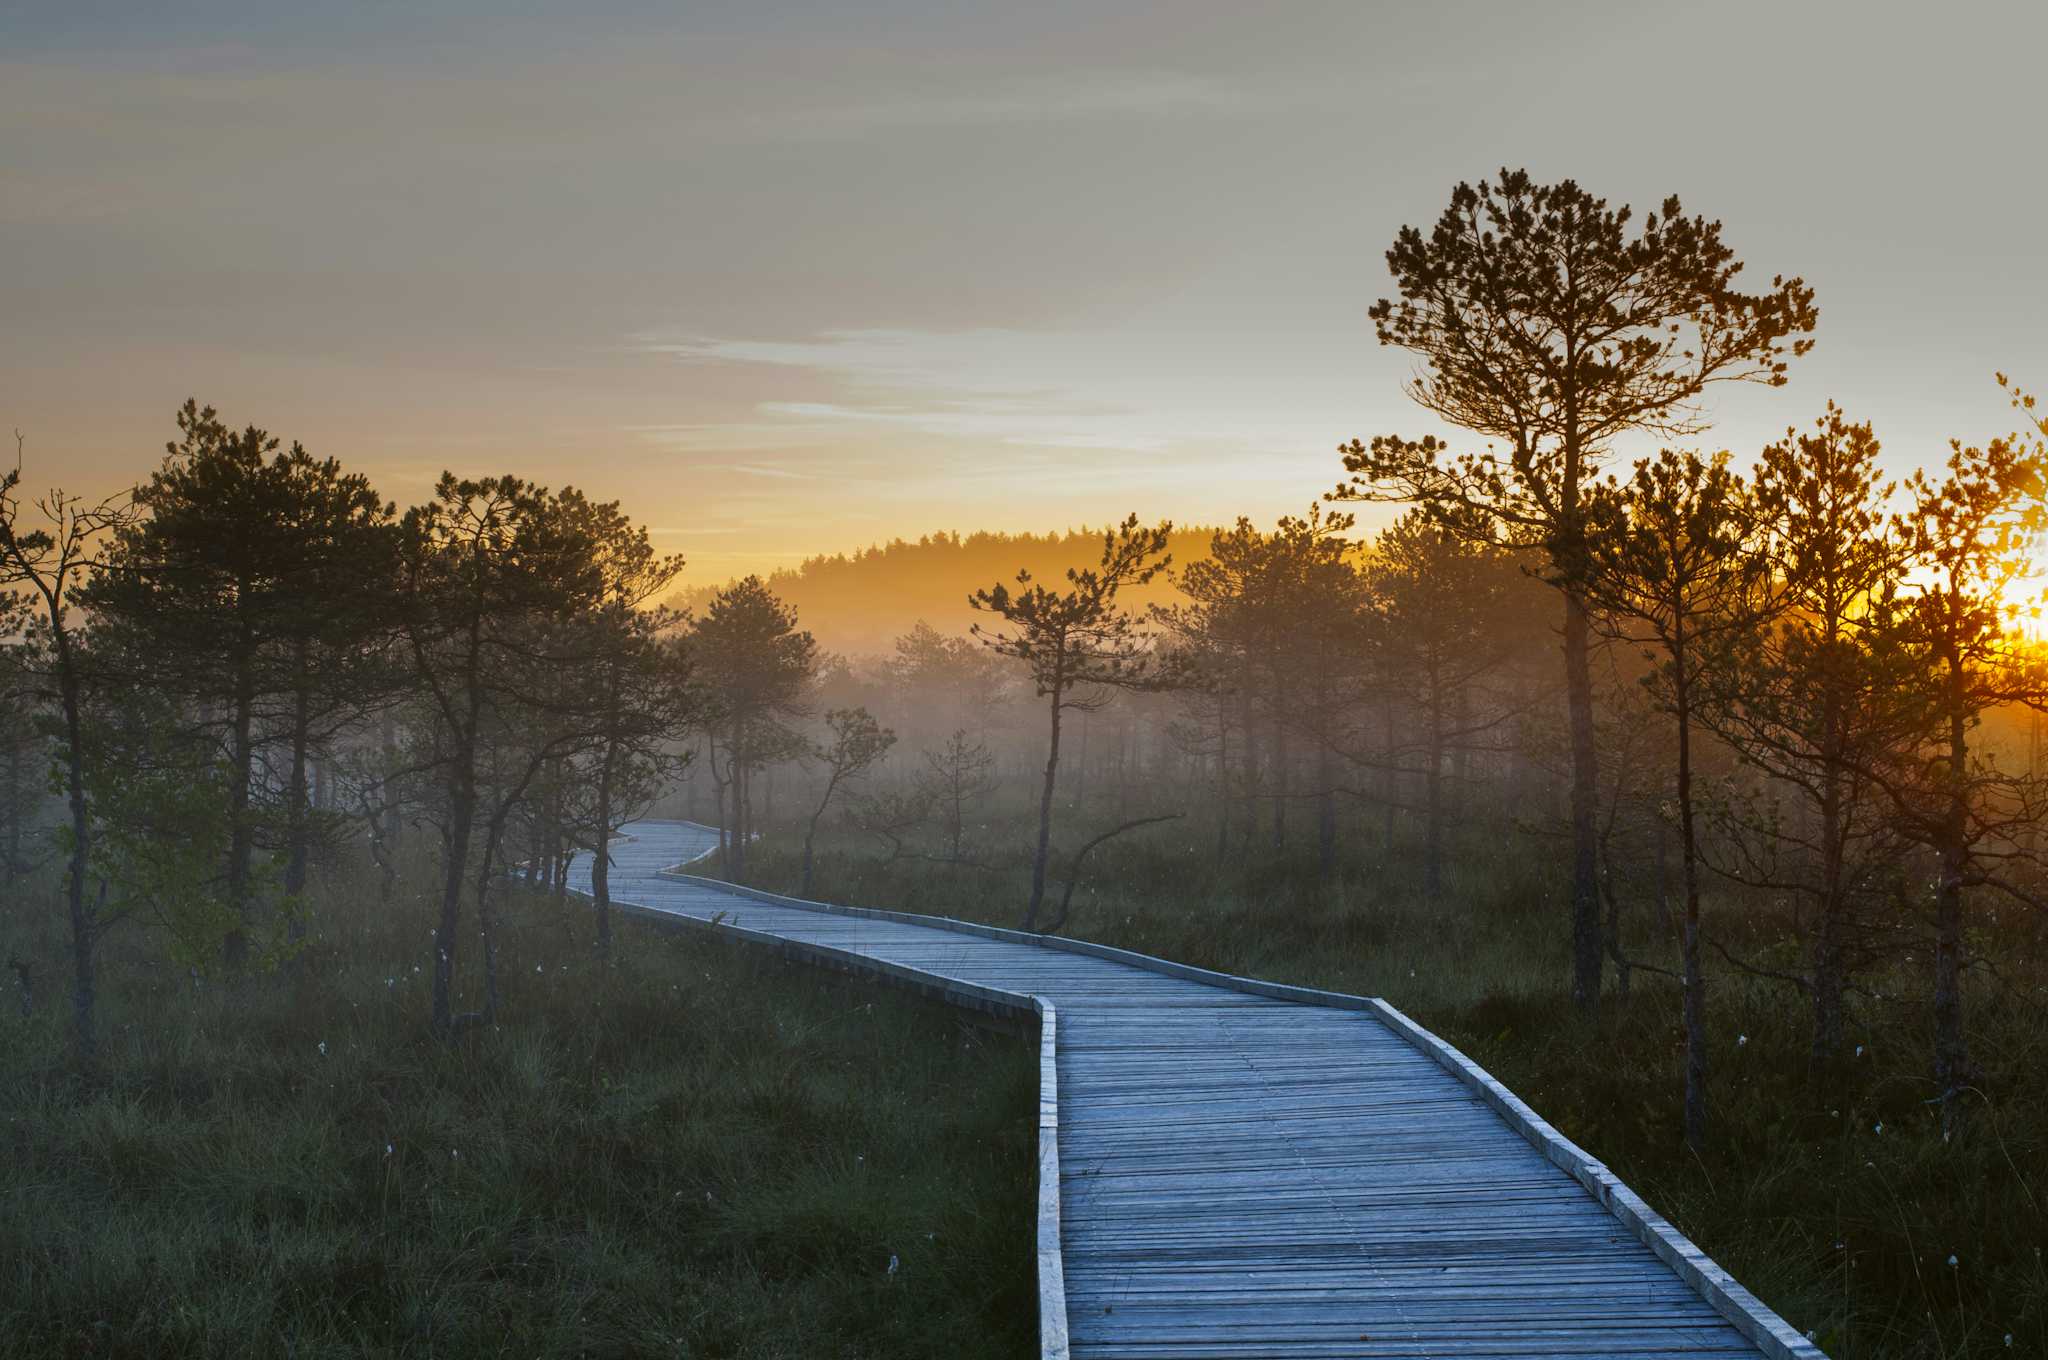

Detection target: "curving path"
[568, 820, 1819, 1360]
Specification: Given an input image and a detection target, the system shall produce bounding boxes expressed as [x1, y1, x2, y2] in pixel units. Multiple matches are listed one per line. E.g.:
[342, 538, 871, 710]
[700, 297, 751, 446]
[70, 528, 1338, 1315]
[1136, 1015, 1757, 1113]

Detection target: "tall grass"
[732, 813, 2048, 1359]
[0, 854, 1036, 1359]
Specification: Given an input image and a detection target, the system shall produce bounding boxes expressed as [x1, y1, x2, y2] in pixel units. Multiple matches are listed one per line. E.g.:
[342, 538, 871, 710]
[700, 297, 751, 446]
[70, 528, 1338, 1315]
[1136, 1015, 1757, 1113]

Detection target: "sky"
[4, 0, 2045, 585]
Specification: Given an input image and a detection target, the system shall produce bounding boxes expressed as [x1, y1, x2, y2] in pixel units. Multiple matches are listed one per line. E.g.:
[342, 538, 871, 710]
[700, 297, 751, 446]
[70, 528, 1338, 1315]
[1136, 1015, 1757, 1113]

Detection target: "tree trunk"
[470, 800, 521, 1029]
[1380, 698, 1397, 853]
[222, 653, 258, 970]
[802, 773, 838, 897]
[725, 726, 749, 880]
[58, 655, 95, 1064]
[1811, 778, 1847, 1072]
[1317, 740, 1337, 880]
[1451, 685, 1472, 822]
[592, 737, 616, 950]
[1025, 687, 1065, 931]
[5, 732, 23, 882]
[283, 657, 313, 945]
[1269, 707, 1288, 852]
[1214, 710, 1231, 863]
[1075, 710, 1090, 812]
[709, 733, 729, 872]
[1563, 587, 1603, 1015]
[1424, 664, 1445, 900]
[432, 771, 475, 1037]
[1932, 652, 1971, 1134]
[431, 685, 481, 1039]
[1673, 647, 1708, 1153]
[1239, 677, 1260, 844]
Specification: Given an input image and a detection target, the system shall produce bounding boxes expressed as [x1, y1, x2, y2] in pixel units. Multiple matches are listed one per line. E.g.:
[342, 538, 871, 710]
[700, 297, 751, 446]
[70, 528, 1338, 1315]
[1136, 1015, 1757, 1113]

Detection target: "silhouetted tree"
[1700, 406, 1918, 1074]
[847, 786, 936, 866]
[801, 707, 894, 894]
[972, 514, 1173, 930]
[888, 620, 1010, 746]
[1160, 523, 1257, 848]
[917, 729, 997, 862]
[399, 474, 607, 1036]
[0, 455, 139, 1062]
[0, 630, 42, 884]
[691, 577, 817, 879]
[1885, 382, 2048, 1130]
[1584, 449, 1766, 1150]
[82, 405, 279, 967]
[554, 496, 696, 948]
[261, 445, 403, 927]
[1249, 506, 1370, 871]
[1336, 169, 1818, 1014]
[1365, 510, 1541, 897]
[80, 685, 239, 970]
[83, 402, 402, 964]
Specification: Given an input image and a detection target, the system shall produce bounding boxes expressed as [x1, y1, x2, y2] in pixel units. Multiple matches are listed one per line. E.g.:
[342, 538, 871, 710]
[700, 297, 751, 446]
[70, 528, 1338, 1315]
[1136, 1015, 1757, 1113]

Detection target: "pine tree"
[691, 577, 818, 879]
[0, 456, 139, 1062]
[971, 514, 1172, 930]
[1886, 379, 2048, 1130]
[1699, 406, 1918, 1074]
[1336, 169, 1817, 1013]
[1584, 449, 1767, 1149]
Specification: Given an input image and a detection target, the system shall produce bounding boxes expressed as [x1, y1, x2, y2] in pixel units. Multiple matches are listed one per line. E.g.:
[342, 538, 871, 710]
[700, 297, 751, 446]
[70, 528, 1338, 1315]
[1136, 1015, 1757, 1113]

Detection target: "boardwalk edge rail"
[644, 839, 1823, 1360]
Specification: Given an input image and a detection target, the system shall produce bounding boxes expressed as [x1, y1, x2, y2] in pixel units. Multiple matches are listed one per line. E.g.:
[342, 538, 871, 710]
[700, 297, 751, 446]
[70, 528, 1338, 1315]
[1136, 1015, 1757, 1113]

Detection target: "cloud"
[640, 327, 1173, 452]
[722, 463, 811, 480]
[0, 51, 1322, 230]
[634, 324, 1357, 478]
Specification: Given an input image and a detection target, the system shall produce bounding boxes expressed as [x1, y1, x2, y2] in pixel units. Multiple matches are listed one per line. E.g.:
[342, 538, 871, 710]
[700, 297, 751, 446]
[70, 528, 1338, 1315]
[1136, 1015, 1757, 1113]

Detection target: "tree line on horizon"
[670, 525, 1214, 657]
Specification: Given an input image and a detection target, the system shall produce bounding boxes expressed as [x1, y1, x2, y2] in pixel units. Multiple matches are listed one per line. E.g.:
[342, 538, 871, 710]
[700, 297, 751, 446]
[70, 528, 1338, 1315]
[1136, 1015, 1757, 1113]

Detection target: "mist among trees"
[6, 167, 2048, 1356]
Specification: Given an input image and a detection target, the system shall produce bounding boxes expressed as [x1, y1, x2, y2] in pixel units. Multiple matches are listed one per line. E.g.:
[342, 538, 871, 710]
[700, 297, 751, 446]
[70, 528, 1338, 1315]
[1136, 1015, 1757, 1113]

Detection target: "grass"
[0, 854, 1037, 1359]
[722, 800, 2048, 1360]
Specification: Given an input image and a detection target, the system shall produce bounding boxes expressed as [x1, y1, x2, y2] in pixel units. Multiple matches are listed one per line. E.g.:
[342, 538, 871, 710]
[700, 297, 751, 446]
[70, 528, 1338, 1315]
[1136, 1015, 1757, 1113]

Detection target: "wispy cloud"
[723, 462, 811, 480]
[639, 327, 1188, 455]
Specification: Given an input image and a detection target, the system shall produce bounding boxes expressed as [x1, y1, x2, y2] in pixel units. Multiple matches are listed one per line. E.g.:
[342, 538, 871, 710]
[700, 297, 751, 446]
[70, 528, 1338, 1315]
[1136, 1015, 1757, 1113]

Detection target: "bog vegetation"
[1, 849, 1036, 1356]
[4, 169, 2046, 1357]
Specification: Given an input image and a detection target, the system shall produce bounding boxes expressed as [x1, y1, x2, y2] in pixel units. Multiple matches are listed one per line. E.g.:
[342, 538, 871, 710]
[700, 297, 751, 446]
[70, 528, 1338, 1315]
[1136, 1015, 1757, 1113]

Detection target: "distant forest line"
[671, 526, 1223, 657]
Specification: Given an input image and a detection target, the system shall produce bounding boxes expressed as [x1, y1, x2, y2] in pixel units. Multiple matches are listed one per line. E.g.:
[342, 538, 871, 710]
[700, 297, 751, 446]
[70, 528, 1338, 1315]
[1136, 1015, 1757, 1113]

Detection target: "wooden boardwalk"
[569, 821, 1820, 1360]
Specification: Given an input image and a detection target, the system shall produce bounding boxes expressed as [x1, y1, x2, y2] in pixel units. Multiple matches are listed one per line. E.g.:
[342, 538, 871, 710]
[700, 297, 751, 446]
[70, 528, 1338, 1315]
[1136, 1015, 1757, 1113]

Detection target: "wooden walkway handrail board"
[569, 821, 1822, 1360]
